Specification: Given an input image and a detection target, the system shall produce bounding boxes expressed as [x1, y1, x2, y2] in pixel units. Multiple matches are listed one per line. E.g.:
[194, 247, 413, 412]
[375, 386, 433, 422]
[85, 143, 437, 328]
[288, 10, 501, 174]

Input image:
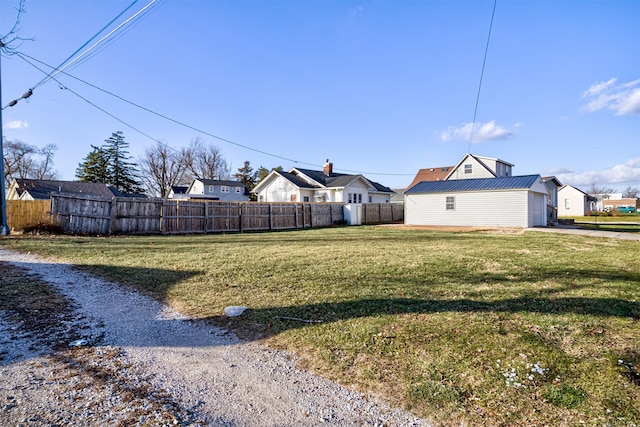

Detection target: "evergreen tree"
[234, 161, 257, 201]
[76, 145, 111, 183]
[76, 132, 144, 194]
[103, 131, 144, 194]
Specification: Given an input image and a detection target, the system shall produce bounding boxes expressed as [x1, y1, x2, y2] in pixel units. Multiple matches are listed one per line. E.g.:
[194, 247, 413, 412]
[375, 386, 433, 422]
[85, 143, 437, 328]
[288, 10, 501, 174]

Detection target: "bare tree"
[183, 137, 230, 181]
[138, 141, 188, 197]
[622, 186, 639, 199]
[588, 183, 615, 196]
[3, 139, 59, 186]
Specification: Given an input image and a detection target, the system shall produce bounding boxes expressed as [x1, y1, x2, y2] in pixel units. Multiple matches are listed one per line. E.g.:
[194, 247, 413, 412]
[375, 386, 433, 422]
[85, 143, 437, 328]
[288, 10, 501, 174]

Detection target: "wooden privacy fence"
[5, 200, 52, 231]
[50, 194, 351, 235]
[361, 202, 404, 224]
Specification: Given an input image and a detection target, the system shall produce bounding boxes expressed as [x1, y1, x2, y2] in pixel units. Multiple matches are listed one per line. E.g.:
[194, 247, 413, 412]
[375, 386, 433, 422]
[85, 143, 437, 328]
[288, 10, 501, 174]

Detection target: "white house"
[404, 175, 549, 228]
[445, 154, 513, 180]
[179, 179, 249, 201]
[557, 185, 596, 216]
[252, 160, 395, 204]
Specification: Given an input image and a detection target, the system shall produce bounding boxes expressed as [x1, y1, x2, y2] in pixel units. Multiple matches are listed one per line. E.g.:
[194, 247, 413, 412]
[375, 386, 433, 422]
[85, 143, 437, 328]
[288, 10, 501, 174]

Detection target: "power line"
[10, 53, 414, 177]
[31, 0, 140, 90]
[468, 0, 497, 152]
[37, 0, 160, 87]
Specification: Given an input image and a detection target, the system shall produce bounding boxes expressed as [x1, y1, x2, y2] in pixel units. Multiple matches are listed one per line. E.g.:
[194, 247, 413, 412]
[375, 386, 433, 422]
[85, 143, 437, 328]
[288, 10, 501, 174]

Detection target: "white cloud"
[3, 120, 29, 129]
[582, 78, 640, 115]
[546, 167, 574, 175]
[555, 157, 640, 190]
[439, 120, 515, 143]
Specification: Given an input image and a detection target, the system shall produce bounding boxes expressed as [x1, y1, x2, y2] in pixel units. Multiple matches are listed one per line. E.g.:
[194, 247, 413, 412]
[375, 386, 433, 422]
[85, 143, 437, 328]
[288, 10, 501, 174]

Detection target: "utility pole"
[0, 38, 10, 235]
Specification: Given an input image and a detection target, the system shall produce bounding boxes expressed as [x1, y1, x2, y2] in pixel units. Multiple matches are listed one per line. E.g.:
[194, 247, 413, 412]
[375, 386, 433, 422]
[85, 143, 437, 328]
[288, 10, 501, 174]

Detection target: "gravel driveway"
[0, 247, 430, 426]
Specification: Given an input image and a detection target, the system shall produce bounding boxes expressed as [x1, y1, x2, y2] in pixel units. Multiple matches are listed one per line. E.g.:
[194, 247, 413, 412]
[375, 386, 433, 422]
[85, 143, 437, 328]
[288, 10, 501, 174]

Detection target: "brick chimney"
[323, 159, 333, 176]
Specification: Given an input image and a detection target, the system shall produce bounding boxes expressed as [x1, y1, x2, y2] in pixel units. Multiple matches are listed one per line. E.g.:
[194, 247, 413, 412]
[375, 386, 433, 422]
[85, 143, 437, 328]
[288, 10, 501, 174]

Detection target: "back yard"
[1, 226, 638, 426]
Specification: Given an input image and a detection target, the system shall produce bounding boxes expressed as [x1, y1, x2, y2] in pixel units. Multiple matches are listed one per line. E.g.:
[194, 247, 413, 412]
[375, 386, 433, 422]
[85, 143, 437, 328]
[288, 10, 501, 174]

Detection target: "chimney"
[323, 159, 333, 176]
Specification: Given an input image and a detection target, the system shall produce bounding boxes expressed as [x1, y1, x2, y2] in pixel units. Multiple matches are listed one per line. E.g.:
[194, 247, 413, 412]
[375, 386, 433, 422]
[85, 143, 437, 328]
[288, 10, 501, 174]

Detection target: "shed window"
[464, 164, 472, 174]
[446, 196, 455, 210]
[564, 198, 570, 209]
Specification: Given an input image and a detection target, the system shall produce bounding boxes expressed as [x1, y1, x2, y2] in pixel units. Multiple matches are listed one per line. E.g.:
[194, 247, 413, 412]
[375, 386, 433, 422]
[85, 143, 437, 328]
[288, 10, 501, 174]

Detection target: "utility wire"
[13, 52, 324, 169]
[31, 0, 140, 91]
[468, 0, 497, 152]
[38, 0, 159, 87]
[15, 53, 161, 143]
[14, 52, 414, 176]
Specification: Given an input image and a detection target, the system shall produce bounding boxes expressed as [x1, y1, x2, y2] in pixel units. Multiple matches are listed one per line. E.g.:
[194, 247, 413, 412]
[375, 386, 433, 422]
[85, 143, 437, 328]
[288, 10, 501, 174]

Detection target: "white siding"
[189, 180, 205, 195]
[528, 192, 547, 227]
[260, 176, 301, 202]
[370, 193, 391, 203]
[405, 190, 533, 227]
[558, 186, 590, 216]
[447, 156, 496, 180]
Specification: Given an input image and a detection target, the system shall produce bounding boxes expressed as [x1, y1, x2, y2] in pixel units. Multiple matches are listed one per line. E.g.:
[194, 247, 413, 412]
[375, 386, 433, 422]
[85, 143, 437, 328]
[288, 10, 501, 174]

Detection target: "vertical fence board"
[5, 200, 52, 231]
[47, 195, 397, 235]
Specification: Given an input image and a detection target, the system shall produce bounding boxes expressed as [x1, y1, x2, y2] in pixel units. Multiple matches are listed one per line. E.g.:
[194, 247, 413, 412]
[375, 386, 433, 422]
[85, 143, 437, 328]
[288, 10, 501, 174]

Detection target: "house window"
[208, 185, 214, 192]
[357, 194, 362, 203]
[235, 187, 241, 193]
[303, 196, 309, 202]
[348, 193, 352, 203]
[464, 164, 472, 174]
[368, 196, 372, 203]
[221, 186, 230, 193]
[565, 198, 570, 209]
[446, 196, 455, 210]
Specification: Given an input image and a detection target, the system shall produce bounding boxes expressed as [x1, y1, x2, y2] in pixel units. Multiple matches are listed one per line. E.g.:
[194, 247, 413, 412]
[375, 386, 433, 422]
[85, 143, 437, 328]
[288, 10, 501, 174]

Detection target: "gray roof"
[279, 171, 320, 189]
[14, 179, 121, 200]
[197, 179, 246, 187]
[292, 168, 394, 193]
[405, 175, 541, 194]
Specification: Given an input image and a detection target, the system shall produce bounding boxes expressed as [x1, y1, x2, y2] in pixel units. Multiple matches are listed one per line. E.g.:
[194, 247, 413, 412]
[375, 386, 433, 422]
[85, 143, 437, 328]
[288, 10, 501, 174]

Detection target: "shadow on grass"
[233, 296, 640, 337]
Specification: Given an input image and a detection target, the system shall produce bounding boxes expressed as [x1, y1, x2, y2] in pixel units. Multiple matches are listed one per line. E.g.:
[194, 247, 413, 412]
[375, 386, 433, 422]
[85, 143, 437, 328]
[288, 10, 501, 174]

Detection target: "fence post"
[269, 203, 273, 230]
[108, 197, 117, 235]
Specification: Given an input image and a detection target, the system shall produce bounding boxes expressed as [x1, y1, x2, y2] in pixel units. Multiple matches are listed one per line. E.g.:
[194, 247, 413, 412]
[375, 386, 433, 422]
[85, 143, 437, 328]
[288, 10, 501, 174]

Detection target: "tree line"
[3, 132, 282, 199]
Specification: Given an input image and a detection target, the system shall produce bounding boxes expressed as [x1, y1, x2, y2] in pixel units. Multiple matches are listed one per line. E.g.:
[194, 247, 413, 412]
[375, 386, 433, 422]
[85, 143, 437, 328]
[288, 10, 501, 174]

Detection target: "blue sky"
[1, 0, 639, 191]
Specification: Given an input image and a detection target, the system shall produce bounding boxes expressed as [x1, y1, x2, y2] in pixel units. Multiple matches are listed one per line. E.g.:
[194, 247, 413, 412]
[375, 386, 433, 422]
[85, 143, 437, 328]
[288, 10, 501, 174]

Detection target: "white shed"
[404, 175, 548, 228]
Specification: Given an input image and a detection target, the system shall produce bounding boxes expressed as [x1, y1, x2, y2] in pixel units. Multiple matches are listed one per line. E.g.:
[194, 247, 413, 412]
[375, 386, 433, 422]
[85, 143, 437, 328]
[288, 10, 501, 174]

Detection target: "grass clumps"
[1, 226, 639, 426]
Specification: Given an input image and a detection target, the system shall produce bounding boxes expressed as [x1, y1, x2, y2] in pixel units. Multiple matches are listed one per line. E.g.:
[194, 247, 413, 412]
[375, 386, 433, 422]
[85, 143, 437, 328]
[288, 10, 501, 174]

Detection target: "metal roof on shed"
[405, 175, 541, 194]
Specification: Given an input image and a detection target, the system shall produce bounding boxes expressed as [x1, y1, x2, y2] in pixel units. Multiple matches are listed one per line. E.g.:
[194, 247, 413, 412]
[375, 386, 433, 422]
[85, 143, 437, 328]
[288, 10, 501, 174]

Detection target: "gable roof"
[542, 176, 562, 187]
[406, 175, 542, 194]
[445, 153, 497, 180]
[11, 179, 121, 200]
[558, 184, 597, 200]
[291, 168, 394, 193]
[170, 185, 188, 194]
[407, 166, 453, 189]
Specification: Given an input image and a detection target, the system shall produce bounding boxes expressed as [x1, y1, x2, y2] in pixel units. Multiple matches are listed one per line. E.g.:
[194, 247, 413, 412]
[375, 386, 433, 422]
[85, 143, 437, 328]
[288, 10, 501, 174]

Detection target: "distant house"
[557, 185, 596, 216]
[406, 166, 453, 189]
[6, 179, 145, 200]
[167, 185, 189, 199]
[404, 154, 550, 228]
[445, 154, 513, 180]
[251, 160, 395, 204]
[181, 179, 249, 201]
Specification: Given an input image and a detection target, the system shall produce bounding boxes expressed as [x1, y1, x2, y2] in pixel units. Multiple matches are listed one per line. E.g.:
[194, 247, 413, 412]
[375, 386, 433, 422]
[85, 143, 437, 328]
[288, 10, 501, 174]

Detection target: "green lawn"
[1, 227, 639, 426]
